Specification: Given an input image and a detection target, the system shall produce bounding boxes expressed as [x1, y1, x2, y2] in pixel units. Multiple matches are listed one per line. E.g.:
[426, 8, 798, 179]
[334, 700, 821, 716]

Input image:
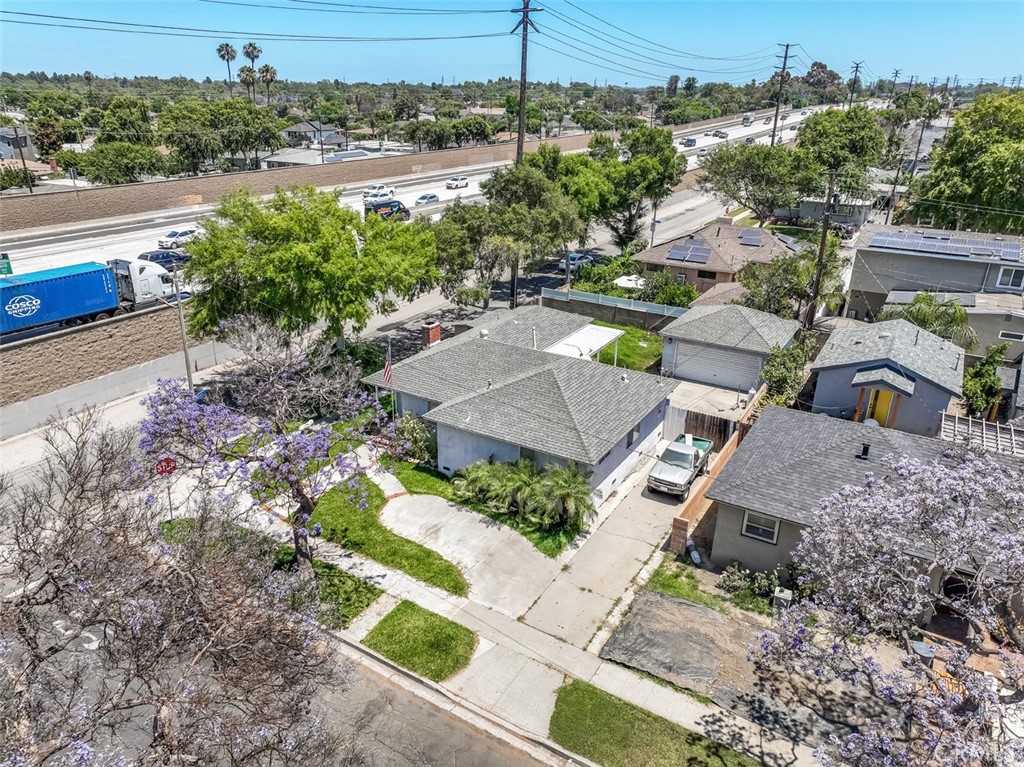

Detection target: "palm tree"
[83, 70, 95, 105]
[242, 42, 262, 70]
[258, 64, 277, 105]
[493, 459, 541, 518]
[539, 462, 595, 531]
[453, 461, 500, 507]
[217, 43, 237, 96]
[237, 66, 257, 102]
[876, 293, 980, 350]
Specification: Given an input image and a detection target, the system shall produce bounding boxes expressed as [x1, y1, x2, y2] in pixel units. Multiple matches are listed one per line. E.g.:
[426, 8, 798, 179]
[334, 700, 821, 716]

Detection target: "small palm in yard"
[495, 459, 543, 516]
[535, 462, 595, 531]
[453, 461, 500, 506]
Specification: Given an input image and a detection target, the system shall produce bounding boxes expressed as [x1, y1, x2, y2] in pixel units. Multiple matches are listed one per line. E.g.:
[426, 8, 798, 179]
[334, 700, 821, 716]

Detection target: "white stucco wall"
[435, 425, 521, 475]
[589, 399, 666, 501]
[397, 393, 431, 417]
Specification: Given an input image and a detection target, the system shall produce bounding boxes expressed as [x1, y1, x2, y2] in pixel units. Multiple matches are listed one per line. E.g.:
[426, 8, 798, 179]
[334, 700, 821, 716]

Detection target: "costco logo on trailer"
[5, 295, 41, 318]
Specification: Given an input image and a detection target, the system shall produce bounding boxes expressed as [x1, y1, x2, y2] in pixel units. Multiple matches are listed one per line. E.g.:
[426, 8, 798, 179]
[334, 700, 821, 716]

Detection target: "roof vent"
[620, 373, 629, 383]
[878, 332, 893, 339]
[479, 328, 489, 338]
[856, 443, 870, 460]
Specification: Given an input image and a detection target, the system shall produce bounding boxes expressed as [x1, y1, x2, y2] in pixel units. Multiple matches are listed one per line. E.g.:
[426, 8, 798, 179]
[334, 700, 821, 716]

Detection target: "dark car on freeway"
[364, 199, 411, 221]
[137, 250, 191, 271]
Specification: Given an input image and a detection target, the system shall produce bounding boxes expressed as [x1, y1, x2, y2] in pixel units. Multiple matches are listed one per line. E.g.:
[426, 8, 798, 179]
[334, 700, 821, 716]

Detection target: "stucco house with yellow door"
[809, 319, 964, 437]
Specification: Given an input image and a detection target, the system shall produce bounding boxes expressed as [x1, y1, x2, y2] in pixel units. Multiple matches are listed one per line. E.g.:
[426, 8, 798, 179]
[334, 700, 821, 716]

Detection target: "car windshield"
[660, 445, 694, 470]
[165, 231, 179, 237]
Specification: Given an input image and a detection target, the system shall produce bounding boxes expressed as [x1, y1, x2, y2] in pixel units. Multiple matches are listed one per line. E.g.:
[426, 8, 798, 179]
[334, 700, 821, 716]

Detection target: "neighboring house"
[632, 223, 801, 292]
[810, 318, 964, 437]
[259, 147, 372, 168]
[689, 281, 748, 307]
[0, 126, 34, 161]
[847, 224, 1024, 322]
[660, 305, 800, 390]
[706, 406, 1018, 574]
[362, 307, 669, 500]
[884, 289, 1024, 360]
[774, 195, 875, 228]
[282, 121, 336, 143]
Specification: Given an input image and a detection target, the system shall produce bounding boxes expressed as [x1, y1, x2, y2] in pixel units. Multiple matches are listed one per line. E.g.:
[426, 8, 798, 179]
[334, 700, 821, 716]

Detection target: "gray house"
[706, 406, 1008, 574]
[0, 126, 33, 161]
[810, 319, 964, 437]
[660, 305, 801, 391]
[362, 307, 670, 501]
[282, 121, 337, 143]
[847, 225, 1024, 324]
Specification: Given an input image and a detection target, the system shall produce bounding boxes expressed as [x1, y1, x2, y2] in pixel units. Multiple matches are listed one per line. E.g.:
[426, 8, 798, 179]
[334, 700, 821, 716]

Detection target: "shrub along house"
[363, 307, 670, 501]
[810, 319, 964, 438]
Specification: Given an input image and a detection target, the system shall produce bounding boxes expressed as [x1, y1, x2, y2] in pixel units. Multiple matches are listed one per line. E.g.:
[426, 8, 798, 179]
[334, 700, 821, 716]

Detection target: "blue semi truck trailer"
[1, 259, 176, 336]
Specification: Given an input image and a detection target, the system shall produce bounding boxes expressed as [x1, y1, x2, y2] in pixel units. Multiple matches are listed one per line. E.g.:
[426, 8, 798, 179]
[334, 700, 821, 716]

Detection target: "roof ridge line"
[548, 366, 599, 462]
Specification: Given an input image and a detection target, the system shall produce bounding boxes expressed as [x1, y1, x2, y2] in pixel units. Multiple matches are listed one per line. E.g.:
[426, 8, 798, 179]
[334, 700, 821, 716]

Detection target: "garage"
[669, 340, 764, 390]
[659, 305, 801, 391]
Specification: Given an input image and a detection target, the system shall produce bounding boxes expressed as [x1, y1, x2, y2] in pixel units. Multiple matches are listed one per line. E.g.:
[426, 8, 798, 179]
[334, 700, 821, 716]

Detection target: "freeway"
[0, 107, 828, 276]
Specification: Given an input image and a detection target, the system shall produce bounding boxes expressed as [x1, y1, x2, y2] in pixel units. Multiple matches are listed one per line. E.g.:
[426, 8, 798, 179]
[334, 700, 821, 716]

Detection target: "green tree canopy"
[183, 187, 438, 335]
[738, 232, 845, 319]
[796, 104, 885, 177]
[962, 343, 1010, 418]
[158, 99, 221, 174]
[912, 92, 1024, 233]
[79, 142, 165, 184]
[25, 90, 84, 119]
[876, 293, 980, 350]
[96, 95, 154, 145]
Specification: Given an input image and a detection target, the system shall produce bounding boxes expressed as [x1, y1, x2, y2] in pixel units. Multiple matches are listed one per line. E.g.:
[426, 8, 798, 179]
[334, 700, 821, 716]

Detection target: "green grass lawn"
[645, 553, 772, 616]
[313, 477, 468, 596]
[593, 321, 663, 372]
[388, 460, 576, 558]
[767, 224, 817, 241]
[275, 547, 382, 629]
[549, 680, 759, 767]
[362, 600, 477, 681]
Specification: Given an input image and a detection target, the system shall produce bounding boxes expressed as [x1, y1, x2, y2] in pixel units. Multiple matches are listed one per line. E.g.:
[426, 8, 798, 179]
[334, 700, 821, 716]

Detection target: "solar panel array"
[667, 238, 712, 264]
[738, 229, 768, 247]
[886, 290, 977, 307]
[870, 230, 1022, 261]
[776, 233, 801, 252]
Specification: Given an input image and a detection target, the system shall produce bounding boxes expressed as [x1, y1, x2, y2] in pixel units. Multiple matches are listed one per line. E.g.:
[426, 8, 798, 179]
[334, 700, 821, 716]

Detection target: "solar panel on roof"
[684, 249, 711, 264]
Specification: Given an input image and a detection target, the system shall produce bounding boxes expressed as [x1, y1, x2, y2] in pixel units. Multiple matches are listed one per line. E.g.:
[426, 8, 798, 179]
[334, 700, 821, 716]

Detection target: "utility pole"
[885, 157, 903, 226]
[170, 269, 195, 393]
[508, 0, 541, 310]
[928, 77, 937, 97]
[769, 43, 792, 149]
[12, 126, 33, 194]
[804, 170, 838, 331]
[887, 68, 902, 107]
[848, 61, 863, 108]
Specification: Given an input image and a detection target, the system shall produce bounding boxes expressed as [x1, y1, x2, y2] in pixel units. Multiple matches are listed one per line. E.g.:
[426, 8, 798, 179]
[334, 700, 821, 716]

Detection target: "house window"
[520, 447, 536, 462]
[999, 330, 1024, 342]
[697, 270, 717, 280]
[626, 421, 641, 447]
[742, 510, 779, 544]
[997, 267, 1024, 290]
[646, 263, 664, 272]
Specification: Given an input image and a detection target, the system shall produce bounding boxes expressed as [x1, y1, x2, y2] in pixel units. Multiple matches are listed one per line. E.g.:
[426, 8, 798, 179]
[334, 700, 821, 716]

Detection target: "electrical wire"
[198, 0, 510, 15]
[281, 0, 509, 12]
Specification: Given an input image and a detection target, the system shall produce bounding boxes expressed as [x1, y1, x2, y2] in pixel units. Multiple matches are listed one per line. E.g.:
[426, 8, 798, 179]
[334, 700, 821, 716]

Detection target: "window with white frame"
[999, 330, 1024, 342]
[997, 267, 1024, 290]
[742, 510, 780, 543]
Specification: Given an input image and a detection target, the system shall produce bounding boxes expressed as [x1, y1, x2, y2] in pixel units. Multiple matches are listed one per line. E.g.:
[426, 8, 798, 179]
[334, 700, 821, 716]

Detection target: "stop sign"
[155, 457, 178, 476]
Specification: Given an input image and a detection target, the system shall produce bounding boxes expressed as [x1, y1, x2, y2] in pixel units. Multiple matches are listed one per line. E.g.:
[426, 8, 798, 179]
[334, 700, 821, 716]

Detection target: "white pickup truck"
[647, 434, 713, 498]
[362, 184, 395, 200]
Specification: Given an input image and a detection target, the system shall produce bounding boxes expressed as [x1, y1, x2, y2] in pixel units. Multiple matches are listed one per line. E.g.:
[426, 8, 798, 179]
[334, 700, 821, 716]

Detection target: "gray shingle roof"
[706, 407, 963, 526]
[632, 223, 796, 275]
[660, 305, 800, 355]
[850, 367, 916, 397]
[362, 307, 669, 464]
[811, 319, 964, 396]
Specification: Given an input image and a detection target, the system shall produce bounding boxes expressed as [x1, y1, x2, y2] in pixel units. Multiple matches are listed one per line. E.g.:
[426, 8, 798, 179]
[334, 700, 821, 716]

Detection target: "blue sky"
[1, 0, 1022, 88]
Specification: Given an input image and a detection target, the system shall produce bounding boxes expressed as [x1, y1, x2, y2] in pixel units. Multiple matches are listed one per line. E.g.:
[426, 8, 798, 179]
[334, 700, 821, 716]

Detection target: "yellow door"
[866, 389, 894, 427]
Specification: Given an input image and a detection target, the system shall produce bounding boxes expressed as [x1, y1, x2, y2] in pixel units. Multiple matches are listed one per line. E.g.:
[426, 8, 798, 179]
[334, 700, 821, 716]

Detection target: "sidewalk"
[258, 462, 818, 767]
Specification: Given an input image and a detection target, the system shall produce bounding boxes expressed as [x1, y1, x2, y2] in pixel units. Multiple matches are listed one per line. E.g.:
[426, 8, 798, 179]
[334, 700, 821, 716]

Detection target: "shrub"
[389, 413, 433, 464]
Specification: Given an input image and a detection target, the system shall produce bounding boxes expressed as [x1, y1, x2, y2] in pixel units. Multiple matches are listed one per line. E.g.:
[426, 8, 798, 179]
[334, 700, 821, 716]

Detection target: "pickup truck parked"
[647, 434, 713, 498]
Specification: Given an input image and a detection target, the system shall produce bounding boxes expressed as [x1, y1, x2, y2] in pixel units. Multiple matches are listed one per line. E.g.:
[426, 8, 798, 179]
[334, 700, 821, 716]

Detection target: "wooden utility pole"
[848, 61, 863, 108]
[12, 126, 33, 193]
[769, 43, 792, 149]
[887, 68, 902, 107]
[804, 170, 838, 330]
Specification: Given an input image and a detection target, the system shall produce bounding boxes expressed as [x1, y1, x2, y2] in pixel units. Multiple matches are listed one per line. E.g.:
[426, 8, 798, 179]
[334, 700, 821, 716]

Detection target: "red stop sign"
[155, 457, 178, 476]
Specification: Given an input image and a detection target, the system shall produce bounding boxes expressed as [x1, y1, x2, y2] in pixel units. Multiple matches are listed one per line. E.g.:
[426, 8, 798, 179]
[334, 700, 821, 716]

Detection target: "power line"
[200, 0, 508, 14]
[281, 0, 509, 12]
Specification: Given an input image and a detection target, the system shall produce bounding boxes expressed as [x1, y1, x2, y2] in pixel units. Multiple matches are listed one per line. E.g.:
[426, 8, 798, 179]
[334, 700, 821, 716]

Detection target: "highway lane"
[2, 107, 828, 275]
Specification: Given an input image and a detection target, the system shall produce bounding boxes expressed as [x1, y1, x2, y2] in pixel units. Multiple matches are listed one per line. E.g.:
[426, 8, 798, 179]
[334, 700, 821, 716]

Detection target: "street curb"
[327, 628, 599, 767]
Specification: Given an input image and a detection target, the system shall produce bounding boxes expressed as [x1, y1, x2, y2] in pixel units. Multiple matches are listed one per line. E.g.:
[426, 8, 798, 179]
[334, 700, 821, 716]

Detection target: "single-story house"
[773, 195, 875, 228]
[633, 223, 801, 292]
[660, 305, 801, 391]
[706, 406, 1013, 574]
[0, 126, 34, 161]
[362, 307, 669, 500]
[282, 120, 336, 143]
[810, 319, 964, 437]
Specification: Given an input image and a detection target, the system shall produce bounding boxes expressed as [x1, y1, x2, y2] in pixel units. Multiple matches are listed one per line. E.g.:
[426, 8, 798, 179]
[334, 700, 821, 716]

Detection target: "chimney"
[420, 322, 441, 348]
[856, 443, 870, 460]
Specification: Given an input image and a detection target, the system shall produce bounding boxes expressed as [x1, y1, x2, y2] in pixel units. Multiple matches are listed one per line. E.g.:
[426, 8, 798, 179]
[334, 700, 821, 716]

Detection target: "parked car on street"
[556, 252, 594, 273]
[445, 176, 469, 189]
[415, 193, 440, 205]
[362, 184, 395, 199]
[647, 434, 713, 497]
[157, 229, 198, 249]
[137, 250, 190, 271]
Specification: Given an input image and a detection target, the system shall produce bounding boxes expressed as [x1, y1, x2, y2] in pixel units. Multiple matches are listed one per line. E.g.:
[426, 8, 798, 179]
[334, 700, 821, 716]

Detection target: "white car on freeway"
[364, 191, 395, 204]
[157, 228, 198, 249]
[445, 176, 469, 189]
[362, 184, 395, 199]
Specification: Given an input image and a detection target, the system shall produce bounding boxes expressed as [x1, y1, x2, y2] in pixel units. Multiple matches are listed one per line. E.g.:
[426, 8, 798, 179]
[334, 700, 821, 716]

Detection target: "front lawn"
[593, 321, 663, 372]
[362, 600, 477, 681]
[549, 680, 759, 767]
[313, 477, 468, 596]
[645, 553, 773, 616]
[387, 460, 577, 558]
[275, 547, 382, 629]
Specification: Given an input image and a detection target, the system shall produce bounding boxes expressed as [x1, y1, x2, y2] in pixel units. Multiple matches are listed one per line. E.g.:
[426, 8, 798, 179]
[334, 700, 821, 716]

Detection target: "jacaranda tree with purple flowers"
[139, 319, 387, 570]
[751, 449, 1024, 767]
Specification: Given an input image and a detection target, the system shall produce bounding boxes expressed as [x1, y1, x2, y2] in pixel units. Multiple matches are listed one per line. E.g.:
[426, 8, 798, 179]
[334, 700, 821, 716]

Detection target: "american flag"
[382, 341, 392, 385]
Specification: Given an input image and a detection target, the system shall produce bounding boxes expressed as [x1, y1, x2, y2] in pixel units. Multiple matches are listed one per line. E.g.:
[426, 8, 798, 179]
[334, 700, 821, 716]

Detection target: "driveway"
[379, 494, 561, 618]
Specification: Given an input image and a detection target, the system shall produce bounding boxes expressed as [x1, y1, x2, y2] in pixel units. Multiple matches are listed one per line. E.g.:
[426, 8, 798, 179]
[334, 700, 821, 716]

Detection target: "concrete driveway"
[379, 494, 561, 618]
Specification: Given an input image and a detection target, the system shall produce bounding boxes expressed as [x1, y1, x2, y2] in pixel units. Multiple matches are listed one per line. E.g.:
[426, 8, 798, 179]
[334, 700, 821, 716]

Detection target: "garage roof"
[660, 305, 800, 355]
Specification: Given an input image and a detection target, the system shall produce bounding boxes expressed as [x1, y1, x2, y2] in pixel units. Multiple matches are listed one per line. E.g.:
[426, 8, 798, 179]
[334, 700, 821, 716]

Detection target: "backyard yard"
[593, 321, 663, 372]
